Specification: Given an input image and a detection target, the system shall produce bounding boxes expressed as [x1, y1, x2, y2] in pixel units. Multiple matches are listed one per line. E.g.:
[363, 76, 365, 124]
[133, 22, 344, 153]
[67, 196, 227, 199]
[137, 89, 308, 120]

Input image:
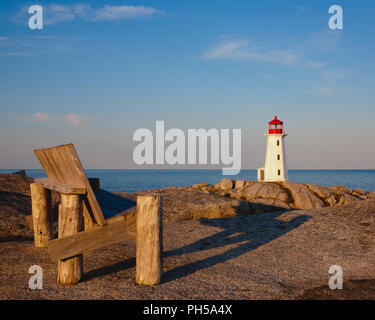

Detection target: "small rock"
[216, 178, 234, 190]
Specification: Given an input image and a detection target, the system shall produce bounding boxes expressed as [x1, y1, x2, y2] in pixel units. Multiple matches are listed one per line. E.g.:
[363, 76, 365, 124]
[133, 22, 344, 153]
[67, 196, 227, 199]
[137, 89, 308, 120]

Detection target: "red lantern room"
[268, 116, 283, 134]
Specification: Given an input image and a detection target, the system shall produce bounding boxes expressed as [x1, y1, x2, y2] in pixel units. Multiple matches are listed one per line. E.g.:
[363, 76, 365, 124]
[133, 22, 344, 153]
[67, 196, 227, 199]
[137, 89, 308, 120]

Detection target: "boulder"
[234, 180, 246, 189]
[243, 183, 265, 201]
[243, 182, 289, 202]
[353, 188, 366, 195]
[216, 178, 234, 190]
[329, 185, 352, 194]
[283, 181, 325, 210]
[244, 181, 256, 188]
[336, 192, 361, 206]
[325, 195, 337, 206]
[306, 184, 335, 199]
[305, 184, 338, 206]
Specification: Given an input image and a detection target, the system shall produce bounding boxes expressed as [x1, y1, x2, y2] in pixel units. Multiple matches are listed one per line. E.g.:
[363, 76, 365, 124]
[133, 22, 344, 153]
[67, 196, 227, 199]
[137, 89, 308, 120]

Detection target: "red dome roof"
[268, 116, 283, 125]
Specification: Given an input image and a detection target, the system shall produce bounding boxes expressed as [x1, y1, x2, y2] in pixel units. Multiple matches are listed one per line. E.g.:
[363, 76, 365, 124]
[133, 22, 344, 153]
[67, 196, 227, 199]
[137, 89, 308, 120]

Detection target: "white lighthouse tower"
[257, 116, 288, 182]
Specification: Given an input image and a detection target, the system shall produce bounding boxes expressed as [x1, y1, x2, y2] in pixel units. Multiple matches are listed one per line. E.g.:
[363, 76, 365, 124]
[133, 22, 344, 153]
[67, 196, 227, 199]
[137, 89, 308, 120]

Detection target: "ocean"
[1, 169, 375, 193]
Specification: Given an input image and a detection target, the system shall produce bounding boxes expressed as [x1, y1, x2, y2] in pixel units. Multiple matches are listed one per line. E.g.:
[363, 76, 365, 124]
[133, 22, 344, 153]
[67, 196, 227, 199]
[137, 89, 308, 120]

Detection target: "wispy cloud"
[92, 5, 159, 21]
[31, 112, 51, 123]
[65, 114, 91, 127]
[304, 30, 342, 52]
[305, 70, 345, 95]
[30, 113, 92, 127]
[201, 38, 325, 68]
[14, 4, 163, 25]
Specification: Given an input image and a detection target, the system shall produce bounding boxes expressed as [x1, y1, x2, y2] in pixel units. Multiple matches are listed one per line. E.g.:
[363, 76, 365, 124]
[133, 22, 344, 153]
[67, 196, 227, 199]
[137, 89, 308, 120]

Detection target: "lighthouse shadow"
[162, 211, 310, 283]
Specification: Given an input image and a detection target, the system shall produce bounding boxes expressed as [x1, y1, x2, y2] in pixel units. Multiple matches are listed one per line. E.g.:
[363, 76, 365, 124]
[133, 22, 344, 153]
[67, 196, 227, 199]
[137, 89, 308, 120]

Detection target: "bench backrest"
[34, 144, 106, 226]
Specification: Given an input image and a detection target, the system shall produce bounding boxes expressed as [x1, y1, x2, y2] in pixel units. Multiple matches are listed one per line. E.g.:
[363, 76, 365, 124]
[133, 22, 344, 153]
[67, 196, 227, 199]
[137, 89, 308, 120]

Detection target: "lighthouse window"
[278, 170, 281, 175]
[277, 140, 280, 146]
[277, 154, 280, 160]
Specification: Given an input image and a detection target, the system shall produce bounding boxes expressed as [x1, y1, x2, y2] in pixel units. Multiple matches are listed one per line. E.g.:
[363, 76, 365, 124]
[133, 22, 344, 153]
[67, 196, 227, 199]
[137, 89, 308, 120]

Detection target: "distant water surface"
[1, 169, 374, 193]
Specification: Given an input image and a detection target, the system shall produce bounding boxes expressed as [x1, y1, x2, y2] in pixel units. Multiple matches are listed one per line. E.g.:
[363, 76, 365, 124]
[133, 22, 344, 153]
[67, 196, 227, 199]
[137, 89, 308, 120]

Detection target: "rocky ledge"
[187, 179, 375, 210]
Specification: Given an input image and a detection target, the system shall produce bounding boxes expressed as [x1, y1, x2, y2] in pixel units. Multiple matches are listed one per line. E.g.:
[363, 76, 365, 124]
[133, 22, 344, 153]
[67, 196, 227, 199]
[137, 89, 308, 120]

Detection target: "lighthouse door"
[260, 170, 264, 181]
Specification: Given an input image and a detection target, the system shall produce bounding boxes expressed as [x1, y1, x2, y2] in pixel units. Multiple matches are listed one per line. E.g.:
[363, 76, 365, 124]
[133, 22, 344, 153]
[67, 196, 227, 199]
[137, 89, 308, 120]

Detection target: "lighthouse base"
[257, 167, 288, 182]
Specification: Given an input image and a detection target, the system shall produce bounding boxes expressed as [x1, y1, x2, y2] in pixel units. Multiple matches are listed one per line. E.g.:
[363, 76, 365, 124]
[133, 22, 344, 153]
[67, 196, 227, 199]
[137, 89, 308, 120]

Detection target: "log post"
[57, 193, 83, 285]
[30, 183, 53, 248]
[136, 194, 163, 285]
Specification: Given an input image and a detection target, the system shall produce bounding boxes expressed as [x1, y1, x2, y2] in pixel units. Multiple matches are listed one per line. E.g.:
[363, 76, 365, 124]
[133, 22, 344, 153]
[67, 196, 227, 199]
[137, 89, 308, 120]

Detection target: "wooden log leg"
[57, 194, 83, 285]
[136, 195, 163, 285]
[30, 183, 53, 248]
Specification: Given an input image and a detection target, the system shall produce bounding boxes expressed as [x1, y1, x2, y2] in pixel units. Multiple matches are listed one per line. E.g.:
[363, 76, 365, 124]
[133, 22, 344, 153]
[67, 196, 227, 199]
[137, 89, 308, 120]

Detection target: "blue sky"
[0, 0, 374, 169]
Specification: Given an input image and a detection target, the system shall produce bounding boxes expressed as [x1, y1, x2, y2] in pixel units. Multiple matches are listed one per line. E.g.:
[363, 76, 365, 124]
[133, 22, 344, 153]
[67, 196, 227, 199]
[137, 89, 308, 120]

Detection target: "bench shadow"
[82, 210, 310, 283]
[162, 212, 310, 283]
[82, 257, 136, 282]
[96, 190, 136, 219]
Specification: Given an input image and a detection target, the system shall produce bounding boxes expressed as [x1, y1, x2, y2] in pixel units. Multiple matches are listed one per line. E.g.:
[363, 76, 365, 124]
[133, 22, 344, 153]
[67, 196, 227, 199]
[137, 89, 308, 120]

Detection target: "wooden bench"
[30, 143, 163, 286]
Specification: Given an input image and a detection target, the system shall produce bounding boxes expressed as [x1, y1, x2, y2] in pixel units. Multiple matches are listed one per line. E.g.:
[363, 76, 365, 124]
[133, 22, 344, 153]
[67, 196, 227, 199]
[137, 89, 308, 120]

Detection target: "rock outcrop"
[187, 179, 368, 211]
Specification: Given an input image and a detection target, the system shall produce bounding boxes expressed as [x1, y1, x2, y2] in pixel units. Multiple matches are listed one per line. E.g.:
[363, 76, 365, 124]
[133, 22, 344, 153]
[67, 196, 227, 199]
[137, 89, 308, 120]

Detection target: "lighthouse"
[257, 116, 288, 182]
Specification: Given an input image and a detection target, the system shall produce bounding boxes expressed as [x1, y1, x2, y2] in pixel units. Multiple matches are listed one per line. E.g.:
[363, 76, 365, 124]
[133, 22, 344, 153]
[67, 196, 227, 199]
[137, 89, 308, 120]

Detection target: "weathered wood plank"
[35, 178, 87, 195]
[33, 144, 107, 226]
[67, 145, 107, 226]
[49, 215, 136, 262]
[57, 194, 83, 285]
[136, 195, 163, 285]
[56, 146, 95, 229]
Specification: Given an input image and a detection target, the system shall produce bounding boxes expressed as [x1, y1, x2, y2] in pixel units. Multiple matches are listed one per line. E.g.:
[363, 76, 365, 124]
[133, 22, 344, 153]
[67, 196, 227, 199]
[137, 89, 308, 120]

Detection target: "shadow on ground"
[162, 212, 310, 283]
[96, 190, 136, 218]
[84, 211, 310, 283]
